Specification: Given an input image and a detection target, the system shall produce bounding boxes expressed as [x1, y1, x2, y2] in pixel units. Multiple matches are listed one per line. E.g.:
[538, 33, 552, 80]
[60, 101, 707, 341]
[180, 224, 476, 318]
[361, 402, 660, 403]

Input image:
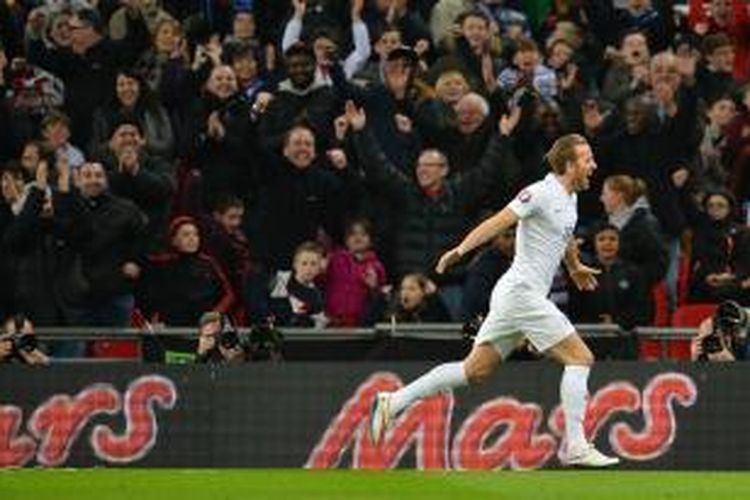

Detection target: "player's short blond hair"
[545, 134, 588, 175]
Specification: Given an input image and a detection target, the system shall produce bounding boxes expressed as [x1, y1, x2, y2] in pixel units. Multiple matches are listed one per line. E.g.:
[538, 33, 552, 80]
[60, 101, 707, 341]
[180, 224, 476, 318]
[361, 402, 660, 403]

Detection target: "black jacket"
[569, 257, 651, 330]
[353, 128, 523, 282]
[70, 192, 148, 302]
[190, 93, 259, 206]
[100, 151, 175, 248]
[138, 252, 235, 326]
[689, 219, 750, 304]
[253, 158, 358, 271]
[387, 295, 452, 324]
[617, 207, 670, 290]
[1, 187, 83, 324]
[258, 81, 338, 153]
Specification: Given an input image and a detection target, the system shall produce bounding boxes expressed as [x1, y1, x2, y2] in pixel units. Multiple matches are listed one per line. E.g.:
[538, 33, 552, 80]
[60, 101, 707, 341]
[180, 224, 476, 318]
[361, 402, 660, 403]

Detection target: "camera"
[462, 314, 484, 341]
[701, 300, 748, 357]
[1, 315, 38, 362]
[220, 317, 283, 360]
[247, 320, 283, 361]
[218, 315, 248, 350]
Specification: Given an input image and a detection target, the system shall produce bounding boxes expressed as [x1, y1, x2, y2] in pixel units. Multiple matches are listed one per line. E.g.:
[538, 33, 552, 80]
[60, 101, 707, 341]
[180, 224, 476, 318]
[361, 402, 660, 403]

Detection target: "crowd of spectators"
[0, 0, 748, 360]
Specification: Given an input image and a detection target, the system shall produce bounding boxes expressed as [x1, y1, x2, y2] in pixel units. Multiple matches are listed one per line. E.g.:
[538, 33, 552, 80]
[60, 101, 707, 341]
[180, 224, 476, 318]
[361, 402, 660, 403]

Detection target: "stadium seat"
[89, 310, 145, 360]
[639, 282, 670, 360]
[676, 254, 691, 307]
[672, 303, 717, 327]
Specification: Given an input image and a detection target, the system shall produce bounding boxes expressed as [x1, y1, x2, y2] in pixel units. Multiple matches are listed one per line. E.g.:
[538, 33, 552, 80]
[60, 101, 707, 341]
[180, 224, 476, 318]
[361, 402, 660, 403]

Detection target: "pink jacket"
[325, 248, 386, 326]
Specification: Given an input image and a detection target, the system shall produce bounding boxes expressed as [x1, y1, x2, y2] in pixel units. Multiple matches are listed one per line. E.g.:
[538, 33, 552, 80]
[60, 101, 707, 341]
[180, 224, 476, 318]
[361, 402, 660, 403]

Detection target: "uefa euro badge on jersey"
[518, 190, 532, 203]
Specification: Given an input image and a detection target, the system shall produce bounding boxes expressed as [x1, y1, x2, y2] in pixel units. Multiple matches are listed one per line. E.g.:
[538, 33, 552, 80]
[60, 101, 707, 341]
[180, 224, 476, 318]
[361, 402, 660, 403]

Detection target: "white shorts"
[474, 283, 575, 359]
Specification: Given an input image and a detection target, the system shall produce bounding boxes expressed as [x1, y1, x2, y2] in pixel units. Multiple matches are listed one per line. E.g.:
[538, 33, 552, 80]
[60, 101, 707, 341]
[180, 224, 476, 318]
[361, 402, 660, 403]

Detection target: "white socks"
[560, 365, 590, 449]
[389, 362, 468, 416]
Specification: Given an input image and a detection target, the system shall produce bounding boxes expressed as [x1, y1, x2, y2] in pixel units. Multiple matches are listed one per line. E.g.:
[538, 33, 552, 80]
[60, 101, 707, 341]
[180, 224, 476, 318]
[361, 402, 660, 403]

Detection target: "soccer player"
[369, 132, 620, 467]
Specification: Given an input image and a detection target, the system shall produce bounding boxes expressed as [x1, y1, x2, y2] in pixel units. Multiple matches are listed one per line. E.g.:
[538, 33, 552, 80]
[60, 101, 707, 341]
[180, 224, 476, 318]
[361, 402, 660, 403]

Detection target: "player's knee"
[578, 350, 595, 366]
[465, 367, 491, 385]
[464, 360, 495, 385]
[463, 344, 501, 385]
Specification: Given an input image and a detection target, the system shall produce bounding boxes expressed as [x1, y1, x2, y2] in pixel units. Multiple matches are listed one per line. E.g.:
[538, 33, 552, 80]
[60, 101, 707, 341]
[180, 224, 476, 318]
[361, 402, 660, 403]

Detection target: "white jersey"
[501, 173, 577, 295]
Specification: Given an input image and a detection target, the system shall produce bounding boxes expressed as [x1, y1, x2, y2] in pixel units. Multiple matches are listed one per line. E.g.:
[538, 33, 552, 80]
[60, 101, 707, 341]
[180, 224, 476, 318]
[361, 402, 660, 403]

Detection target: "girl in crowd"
[388, 272, 450, 324]
[325, 218, 386, 326]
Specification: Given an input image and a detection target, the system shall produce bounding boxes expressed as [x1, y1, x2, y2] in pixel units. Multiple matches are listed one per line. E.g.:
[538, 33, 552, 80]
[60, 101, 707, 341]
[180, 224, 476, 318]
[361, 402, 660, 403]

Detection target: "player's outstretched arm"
[436, 206, 519, 274]
[564, 238, 601, 291]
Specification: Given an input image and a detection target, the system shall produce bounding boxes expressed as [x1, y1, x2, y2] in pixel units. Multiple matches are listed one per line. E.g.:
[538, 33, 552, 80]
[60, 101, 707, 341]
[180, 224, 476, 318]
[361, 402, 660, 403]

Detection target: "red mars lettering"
[306, 372, 453, 469]
[0, 406, 36, 467]
[0, 375, 177, 468]
[452, 398, 557, 470]
[28, 384, 121, 466]
[308, 372, 697, 469]
[91, 375, 178, 463]
[610, 373, 697, 460]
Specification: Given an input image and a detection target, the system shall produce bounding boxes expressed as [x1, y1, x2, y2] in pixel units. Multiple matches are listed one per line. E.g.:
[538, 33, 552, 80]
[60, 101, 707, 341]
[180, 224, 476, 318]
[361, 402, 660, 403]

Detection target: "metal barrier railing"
[20, 322, 700, 363]
[30, 323, 698, 342]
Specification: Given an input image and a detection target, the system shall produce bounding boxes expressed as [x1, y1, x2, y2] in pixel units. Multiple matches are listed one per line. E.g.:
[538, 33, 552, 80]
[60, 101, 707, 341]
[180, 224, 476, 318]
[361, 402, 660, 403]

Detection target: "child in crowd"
[269, 241, 328, 328]
[325, 218, 387, 326]
[388, 272, 451, 324]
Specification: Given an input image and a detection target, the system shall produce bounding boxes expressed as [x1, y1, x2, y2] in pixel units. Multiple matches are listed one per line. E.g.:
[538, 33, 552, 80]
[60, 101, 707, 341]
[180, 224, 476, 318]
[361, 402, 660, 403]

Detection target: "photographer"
[0, 314, 49, 365]
[195, 312, 283, 364]
[195, 312, 246, 364]
[691, 300, 749, 362]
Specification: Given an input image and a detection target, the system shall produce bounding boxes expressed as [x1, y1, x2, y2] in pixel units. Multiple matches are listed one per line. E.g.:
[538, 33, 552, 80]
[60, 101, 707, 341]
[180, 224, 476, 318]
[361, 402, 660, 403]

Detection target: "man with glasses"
[346, 100, 523, 319]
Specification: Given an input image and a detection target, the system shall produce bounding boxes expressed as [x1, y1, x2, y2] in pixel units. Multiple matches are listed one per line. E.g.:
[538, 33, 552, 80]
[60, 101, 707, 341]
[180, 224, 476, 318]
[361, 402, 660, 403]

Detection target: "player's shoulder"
[515, 176, 553, 203]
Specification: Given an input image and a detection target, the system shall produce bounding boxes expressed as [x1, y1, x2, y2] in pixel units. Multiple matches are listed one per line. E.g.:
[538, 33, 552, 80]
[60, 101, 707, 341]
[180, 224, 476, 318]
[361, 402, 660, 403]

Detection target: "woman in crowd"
[689, 190, 750, 305]
[89, 69, 175, 160]
[599, 174, 670, 291]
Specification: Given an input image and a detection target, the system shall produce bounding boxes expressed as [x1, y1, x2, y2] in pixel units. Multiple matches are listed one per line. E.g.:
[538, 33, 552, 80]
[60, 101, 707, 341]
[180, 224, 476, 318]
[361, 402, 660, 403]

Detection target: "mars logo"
[306, 372, 697, 469]
[0, 375, 177, 468]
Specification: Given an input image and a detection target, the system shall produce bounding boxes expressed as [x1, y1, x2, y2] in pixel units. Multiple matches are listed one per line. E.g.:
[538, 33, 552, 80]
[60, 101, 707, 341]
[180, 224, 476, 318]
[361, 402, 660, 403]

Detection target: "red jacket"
[689, 0, 750, 81]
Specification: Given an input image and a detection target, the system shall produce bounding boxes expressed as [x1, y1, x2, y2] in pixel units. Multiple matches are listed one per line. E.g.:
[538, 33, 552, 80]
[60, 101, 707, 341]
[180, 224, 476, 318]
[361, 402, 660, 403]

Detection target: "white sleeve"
[281, 16, 303, 53]
[343, 19, 371, 79]
[507, 183, 544, 220]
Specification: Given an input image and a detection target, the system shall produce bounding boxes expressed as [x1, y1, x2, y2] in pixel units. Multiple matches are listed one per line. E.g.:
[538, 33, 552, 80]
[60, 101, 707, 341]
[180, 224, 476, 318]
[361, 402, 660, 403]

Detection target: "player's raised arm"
[436, 206, 519, 274]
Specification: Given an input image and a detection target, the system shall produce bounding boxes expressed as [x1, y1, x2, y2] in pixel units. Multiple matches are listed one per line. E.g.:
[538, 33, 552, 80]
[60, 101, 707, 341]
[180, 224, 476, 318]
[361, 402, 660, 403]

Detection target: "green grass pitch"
[2, 469, 749, 499]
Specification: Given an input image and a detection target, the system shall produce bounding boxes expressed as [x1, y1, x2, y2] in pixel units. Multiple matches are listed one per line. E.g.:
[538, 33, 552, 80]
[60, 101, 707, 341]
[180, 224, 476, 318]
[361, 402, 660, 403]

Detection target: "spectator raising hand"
[345, 100, 366, 131]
